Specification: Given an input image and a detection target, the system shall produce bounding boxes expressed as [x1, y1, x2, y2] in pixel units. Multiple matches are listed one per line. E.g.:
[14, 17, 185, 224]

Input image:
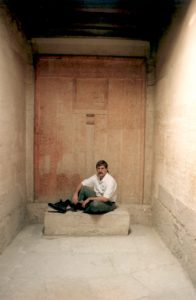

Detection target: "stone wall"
[0, 6, 33, 253]
[153, 0, 196, 286]
[27, 39, 154, 224]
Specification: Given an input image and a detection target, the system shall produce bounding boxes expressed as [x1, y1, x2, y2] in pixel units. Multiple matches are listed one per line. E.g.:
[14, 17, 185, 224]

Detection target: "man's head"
[96, 160, 108, 179]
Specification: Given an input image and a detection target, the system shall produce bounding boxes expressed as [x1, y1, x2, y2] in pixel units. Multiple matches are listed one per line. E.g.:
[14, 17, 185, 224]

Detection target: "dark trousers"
[75, 186, 117, 214]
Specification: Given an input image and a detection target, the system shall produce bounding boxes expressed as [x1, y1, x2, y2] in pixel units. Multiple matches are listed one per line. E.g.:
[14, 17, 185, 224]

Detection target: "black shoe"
[68, 202, 83, 212]
[76, 202, 83, 211]
[60, 199, 75, 211]
[48, 203, 66, 213]
[69, 203, 78, 212]
[48, 199, 67, 213]
[50, 199, 64, 205]
[63, 199, 72, 207]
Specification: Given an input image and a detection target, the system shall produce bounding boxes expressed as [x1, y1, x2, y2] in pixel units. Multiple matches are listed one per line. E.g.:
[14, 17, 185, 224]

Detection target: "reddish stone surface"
[35, 56, 145, 203]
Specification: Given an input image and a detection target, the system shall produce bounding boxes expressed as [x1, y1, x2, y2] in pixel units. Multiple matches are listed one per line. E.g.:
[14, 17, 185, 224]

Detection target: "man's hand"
[72, 183, 83, 205]
[82, 198, 91, 208]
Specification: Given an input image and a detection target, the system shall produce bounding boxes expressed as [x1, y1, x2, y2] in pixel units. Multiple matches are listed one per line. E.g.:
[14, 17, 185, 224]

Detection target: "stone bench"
[43, 207, 130, 236]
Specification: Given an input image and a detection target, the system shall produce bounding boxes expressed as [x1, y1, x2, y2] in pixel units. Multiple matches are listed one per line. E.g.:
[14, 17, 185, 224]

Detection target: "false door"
[35, 56, 145, 204]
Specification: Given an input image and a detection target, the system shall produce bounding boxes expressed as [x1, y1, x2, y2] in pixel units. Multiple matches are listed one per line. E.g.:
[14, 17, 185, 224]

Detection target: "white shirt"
[82, 173, 117, 202]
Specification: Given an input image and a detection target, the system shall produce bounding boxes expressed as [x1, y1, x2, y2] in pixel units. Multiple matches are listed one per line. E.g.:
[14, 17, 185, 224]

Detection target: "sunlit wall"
[153, 0, 196, 286]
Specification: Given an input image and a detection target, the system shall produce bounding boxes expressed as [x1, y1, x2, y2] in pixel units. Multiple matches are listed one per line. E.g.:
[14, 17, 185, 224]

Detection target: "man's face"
[97, 165, 108, 179]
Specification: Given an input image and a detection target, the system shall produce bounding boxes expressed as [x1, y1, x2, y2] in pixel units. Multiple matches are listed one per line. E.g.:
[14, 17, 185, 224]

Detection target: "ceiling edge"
[31, 37, 150, 57]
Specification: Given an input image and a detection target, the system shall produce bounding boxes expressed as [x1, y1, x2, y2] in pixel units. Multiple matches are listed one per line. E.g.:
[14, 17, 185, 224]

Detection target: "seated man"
[48, 160, 117, 214]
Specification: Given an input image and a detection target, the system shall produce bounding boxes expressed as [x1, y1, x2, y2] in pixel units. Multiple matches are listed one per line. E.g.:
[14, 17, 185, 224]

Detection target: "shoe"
[69, 203, 78, 212]
[76, 202, 83, 211]
[68, 202, 83, 212]
[48, 199, 67, 213]
[63, 199, 82, 212]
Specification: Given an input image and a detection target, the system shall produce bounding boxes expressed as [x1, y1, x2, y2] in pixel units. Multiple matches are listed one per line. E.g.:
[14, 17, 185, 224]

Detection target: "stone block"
[153, 186, 196, 288]
[27, 203, 48, 224]
[123, 204, 152, 226]
[27, 203, 152, 226]
[43, 208, 130, 236]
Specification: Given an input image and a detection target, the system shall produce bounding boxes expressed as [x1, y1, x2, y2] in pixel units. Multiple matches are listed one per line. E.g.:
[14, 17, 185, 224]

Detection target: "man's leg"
[48, 187, 116, 214]
[66, 186, 96, 211]
[78, 186, 96, 201]
[84, 200, 117, 214]
[78, 186, 117, 214]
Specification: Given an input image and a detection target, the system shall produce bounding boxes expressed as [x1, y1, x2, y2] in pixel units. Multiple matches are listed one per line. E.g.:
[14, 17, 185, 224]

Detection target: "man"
[48, 160, 117, 214]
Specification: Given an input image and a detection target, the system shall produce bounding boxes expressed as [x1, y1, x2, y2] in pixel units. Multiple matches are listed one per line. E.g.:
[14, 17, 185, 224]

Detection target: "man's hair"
[96, 160, 108, 169]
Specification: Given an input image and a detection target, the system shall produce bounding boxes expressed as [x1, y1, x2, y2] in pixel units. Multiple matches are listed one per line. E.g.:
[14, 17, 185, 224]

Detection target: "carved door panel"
[35, 56, 145, 204]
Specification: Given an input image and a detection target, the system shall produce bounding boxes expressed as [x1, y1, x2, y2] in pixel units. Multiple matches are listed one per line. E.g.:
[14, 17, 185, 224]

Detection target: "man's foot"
[48, 199, 67, 213]
[70, 202, 83, 212]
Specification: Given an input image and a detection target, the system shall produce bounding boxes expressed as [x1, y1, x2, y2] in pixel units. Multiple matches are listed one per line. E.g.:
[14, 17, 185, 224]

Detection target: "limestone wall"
[153, 0, 196, 286]
[0, 6, 33, 253]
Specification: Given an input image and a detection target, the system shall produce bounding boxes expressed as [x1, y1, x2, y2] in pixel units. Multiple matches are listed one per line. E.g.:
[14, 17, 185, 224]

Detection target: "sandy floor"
[0, 224, 195, 300]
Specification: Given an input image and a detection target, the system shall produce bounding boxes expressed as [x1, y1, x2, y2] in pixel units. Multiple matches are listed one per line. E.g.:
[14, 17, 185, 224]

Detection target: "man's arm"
[72, 182, 83, 204]
[82, 196, 109, 208]
[82, 177, 117, 207]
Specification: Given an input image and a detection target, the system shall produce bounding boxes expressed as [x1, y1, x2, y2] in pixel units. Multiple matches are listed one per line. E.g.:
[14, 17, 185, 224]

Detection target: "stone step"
[43, 207, 130, 236]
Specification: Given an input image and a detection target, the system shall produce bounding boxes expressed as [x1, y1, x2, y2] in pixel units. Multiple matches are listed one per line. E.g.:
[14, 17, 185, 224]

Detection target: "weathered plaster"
[0, 6, 33, 252]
